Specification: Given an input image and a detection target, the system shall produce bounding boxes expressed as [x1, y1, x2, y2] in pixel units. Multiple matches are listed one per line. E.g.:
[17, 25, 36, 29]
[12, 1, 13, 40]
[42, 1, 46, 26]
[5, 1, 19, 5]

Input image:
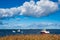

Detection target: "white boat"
[41, 29, 50, 34]
[12, 30, 16, 33]
[17, 29, 20, 32]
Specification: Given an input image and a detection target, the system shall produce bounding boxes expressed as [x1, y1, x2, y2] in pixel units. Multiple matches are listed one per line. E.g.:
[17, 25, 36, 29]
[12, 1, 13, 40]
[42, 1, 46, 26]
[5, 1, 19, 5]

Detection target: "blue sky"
[0, 0, 60, 29]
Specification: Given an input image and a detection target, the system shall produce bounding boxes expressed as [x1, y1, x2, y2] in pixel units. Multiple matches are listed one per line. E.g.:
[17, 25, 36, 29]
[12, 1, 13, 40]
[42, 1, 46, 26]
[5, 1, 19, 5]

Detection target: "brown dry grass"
[0, 34, 60, 40]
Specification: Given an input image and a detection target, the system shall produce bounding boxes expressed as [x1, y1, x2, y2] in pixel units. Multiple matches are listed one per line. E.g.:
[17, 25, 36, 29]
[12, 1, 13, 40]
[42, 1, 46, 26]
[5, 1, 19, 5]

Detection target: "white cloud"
[27, 22, 60, 29]
[0, 21, 60, 29]
[0, 0, 58, 18]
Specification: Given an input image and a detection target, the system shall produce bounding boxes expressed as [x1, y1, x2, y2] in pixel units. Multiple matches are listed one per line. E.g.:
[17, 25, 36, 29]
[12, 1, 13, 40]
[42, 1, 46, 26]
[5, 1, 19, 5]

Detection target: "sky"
[0, 0, 60, 29]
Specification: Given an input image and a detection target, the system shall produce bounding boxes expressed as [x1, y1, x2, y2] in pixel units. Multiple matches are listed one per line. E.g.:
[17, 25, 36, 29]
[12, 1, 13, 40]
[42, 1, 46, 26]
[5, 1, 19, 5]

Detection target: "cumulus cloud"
[0, 0, 58, 18]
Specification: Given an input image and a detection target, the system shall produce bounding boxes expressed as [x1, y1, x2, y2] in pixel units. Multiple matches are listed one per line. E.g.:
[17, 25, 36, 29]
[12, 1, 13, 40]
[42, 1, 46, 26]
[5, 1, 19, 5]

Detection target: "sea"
[0, 29, 60, 37]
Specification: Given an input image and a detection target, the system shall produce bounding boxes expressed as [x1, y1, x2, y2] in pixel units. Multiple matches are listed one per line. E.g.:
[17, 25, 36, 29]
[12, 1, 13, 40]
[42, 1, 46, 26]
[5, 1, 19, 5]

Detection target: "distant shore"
[0, 34, 60, 40]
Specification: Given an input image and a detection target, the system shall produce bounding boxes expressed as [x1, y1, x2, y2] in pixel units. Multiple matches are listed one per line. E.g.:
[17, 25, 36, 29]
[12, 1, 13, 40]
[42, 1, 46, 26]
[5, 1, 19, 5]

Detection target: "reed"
[0, 34, 60, 40]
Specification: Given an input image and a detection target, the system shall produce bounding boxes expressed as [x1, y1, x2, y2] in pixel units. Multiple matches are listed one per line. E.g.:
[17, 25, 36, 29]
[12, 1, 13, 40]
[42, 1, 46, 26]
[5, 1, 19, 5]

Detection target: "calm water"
[0, 29, 60, 36]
